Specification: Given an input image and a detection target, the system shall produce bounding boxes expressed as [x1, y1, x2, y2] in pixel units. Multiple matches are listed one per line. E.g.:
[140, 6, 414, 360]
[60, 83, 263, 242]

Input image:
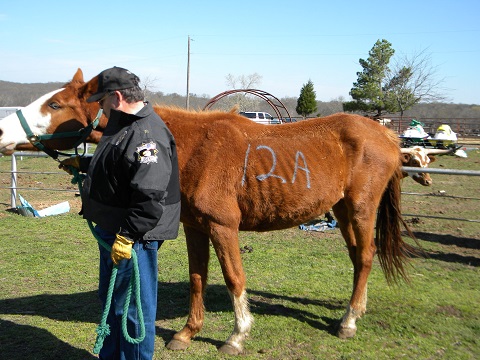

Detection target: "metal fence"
[2, 151, 480, 221]
[386, 117, 480, 137]
[0, 151, 85, 208]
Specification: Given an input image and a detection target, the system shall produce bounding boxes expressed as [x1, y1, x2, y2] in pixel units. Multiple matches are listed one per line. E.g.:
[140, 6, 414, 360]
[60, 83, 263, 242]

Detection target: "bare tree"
[140, 76, 159, 101]
[387, 49, 448, 116]
[217, 73, 263, 111]
[225, 73, 262, 89]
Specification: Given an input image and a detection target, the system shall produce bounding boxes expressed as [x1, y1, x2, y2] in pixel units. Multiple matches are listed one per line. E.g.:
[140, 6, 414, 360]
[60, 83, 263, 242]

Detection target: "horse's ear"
[400, 153, 411, 164]
[79, 76, 99, 101]
[72, 68, 84, 84]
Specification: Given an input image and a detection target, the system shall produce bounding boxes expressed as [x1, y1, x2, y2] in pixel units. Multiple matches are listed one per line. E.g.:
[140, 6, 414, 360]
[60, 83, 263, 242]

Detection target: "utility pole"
[186, 35, 191, 110]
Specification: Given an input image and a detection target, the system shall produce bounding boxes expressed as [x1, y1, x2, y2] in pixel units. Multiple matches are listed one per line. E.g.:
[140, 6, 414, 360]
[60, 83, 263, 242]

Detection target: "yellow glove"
[111, 234, 134, 265]
[58, 156, 80, 175]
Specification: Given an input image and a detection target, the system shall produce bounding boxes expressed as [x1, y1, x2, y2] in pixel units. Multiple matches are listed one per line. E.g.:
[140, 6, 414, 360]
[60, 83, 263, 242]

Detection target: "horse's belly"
[238, 184, 344, 231]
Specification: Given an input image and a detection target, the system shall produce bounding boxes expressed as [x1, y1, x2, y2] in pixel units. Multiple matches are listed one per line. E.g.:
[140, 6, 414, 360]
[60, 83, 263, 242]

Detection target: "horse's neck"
[156, 107, 211, 136]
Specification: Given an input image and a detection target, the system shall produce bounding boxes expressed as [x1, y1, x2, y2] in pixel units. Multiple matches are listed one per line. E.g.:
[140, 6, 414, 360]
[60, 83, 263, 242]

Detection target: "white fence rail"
[403, 166, 480, 176]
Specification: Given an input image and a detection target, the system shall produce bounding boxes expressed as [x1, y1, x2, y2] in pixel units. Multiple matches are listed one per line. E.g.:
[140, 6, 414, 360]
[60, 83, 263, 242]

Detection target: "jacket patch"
[137, 142, 158, 164]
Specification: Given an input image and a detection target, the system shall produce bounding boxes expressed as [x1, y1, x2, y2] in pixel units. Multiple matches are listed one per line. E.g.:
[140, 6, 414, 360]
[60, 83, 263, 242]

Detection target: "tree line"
[1, 79, 479, 121]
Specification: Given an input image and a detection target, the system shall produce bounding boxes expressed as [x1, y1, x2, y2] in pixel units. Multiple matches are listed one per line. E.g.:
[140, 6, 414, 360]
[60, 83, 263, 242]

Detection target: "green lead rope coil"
[70, 168, 145, 354]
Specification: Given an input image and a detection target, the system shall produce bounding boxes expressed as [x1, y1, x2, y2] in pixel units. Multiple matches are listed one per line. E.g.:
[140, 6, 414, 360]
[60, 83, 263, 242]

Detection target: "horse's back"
[155, 108, 401, 231]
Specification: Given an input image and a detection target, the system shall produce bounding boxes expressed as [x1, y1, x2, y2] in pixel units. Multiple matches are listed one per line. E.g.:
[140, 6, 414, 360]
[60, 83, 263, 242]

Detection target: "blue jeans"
[95, 226, 163, 360]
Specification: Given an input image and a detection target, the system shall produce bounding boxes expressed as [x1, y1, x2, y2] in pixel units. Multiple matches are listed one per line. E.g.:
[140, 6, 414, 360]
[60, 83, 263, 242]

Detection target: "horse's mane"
[385, 126, 402, 147]
[153, 104, 242, 121]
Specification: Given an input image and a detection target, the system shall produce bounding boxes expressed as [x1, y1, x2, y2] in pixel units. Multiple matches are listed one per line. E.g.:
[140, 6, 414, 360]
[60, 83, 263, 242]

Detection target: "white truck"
[239, 111, 281, 125]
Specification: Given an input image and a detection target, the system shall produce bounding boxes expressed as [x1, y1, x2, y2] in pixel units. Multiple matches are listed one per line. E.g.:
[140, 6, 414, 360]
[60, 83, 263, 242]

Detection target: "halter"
[16, 108, 103, 160]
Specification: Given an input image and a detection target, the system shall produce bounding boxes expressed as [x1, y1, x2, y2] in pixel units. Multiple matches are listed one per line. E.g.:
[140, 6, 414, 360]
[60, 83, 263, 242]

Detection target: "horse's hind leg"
[209, 223, 253, 355]
[167, 225, 210, 351]
[333, 200, 376, 339]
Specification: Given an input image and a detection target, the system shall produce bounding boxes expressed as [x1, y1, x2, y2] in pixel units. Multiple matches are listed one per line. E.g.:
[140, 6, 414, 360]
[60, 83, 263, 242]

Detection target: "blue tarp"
[17, 194, 70, 217]
[299, 219, 337, 232]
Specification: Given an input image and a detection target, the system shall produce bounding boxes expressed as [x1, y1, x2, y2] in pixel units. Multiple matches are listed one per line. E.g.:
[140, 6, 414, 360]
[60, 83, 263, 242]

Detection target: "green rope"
[70, 167, 145, 354]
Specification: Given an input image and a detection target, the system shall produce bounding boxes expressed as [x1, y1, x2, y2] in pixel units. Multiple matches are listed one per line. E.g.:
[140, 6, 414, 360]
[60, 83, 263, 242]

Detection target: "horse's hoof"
[166, 338, 190, 351]
[337, 326, 356, 339]
[219, 343, 242, 355]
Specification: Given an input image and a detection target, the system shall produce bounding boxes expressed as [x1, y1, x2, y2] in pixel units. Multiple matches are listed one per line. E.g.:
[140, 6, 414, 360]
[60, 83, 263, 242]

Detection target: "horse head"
[0, 68, 106, 155]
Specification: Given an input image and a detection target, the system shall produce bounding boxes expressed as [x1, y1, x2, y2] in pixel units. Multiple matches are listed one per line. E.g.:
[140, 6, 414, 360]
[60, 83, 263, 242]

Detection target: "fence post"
[11, 154, 17, 208]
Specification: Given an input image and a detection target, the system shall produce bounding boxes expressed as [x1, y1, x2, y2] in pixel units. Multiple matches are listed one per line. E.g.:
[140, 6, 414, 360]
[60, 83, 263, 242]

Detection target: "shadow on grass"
[413, 231, 479, 249]
[0, 290, 101, 323]
[249, 289, 344, 335]
[411, 231, 480, 267]
[156, 284, 344, 346]
[1, 282, 344, 352]
[0, 319, 97, 360]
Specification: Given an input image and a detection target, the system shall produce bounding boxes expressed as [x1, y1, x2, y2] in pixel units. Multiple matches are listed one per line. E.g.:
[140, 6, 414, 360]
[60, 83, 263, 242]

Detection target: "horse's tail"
[375, 166, 421, 284]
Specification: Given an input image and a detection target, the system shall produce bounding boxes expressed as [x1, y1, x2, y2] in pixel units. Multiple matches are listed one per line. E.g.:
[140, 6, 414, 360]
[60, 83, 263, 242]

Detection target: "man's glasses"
[98, 92, 113, 107]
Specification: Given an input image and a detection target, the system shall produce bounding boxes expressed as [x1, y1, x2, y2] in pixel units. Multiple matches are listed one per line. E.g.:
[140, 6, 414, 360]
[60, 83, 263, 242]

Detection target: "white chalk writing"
[255, 145, 287, 183]
[292, 151, 311, 188]
[242, 144, 311, 188]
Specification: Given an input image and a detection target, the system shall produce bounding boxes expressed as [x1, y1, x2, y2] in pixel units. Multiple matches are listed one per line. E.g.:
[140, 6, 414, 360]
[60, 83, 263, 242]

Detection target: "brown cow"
[0, 69, 419, 355]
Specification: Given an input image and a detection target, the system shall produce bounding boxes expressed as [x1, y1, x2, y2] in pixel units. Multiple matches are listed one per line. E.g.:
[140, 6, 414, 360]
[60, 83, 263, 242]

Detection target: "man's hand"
[58, 156, 80, 175]
[111, 234, 134, 265]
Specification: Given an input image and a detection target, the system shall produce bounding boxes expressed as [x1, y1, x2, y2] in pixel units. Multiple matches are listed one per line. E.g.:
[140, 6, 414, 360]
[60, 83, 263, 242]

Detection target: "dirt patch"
[436, 305, 462, 317]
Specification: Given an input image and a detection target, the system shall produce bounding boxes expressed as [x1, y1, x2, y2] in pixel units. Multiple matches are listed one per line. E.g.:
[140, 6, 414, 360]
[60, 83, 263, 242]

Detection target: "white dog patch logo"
[137, 142, 158, 164]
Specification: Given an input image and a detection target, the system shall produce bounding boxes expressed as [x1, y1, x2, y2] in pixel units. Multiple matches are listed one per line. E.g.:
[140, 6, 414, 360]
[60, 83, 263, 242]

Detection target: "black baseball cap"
[87, 66, 139, 103]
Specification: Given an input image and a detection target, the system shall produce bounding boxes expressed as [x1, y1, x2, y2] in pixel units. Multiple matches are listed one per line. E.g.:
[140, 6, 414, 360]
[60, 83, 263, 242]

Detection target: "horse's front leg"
[210, 223, 254, 355]
[167, 225, 210, 351]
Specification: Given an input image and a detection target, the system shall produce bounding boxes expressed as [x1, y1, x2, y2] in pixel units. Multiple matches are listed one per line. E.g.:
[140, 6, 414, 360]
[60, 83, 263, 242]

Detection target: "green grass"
[0, 150, 479, 359]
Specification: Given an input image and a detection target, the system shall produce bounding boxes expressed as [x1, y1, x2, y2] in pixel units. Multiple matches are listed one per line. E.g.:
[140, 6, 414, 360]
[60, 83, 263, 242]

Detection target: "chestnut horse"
[0, 69, 418, 355]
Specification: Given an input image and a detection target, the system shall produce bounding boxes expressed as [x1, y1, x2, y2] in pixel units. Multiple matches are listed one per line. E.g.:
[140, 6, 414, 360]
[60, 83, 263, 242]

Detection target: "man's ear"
[111, 91, 121, 108]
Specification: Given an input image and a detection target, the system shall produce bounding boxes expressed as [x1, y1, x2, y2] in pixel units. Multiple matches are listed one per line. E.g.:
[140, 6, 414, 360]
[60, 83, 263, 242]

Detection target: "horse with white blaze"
[0, 68, 422, 355]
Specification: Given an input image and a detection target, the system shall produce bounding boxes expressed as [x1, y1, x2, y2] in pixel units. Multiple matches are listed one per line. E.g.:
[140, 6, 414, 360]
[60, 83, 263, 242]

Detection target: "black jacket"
[80, 103, 180, 241]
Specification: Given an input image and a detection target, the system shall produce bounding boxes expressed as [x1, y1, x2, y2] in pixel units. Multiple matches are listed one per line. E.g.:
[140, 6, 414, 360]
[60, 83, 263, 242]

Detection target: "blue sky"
[1, 0, 479, 104]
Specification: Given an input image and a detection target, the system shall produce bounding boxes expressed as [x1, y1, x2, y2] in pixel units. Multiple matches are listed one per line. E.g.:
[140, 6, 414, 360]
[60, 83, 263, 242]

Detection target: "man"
[60, 66, 181, 359]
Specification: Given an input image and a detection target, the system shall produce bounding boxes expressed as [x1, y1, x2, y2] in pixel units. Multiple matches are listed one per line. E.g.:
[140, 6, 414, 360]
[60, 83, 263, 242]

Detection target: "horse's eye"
[48, 102, 61, 110]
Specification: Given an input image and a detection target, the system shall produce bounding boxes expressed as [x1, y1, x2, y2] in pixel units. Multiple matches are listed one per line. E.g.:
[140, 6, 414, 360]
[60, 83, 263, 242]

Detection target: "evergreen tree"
[296, 80, 317, 118]
[343, 39, 396, 117]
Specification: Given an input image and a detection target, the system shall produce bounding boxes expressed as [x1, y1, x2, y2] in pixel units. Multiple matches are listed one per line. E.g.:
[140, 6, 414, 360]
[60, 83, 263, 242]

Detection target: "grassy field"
[0, 150, 479, 359]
